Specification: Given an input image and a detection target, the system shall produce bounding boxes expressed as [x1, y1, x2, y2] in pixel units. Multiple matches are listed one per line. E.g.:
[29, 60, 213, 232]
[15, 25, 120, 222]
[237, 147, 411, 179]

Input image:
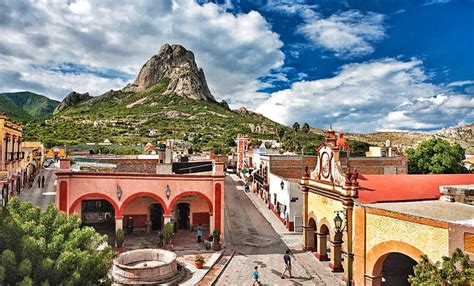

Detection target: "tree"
[300, 123, 311, 155]
[277, 127, 285, 143]
[302, 123, 310, 134]
[408, 138, 467, 174]
[225, 136, 236, 147]
[0, 199, 113, 285]
[292, 122, 300, 133]
[409, 248, 473, 285]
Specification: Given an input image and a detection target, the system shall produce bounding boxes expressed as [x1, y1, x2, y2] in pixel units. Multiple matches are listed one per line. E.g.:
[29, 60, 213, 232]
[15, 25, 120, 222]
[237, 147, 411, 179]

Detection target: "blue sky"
[0, 0, 472, 132]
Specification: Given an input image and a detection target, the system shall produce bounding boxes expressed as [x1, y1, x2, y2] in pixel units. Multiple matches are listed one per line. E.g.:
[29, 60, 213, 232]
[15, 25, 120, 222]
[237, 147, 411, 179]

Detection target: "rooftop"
[368, 200, 474, 226]
[357, 174, 474, 204]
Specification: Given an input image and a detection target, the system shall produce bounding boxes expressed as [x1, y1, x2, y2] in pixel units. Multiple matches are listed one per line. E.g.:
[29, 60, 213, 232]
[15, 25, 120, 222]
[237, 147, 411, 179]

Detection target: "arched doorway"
[81, 199, 115, 231]
[169, 192, 213, 230]
[150, 203, 164, 231]
[367, 241, 423, 286]
[175, 203, 190, 230]
[120, 194, 166, 233]
[381, 253, 417, 286]
[68, 192, 122, 235]
[317, 224, 330, 261]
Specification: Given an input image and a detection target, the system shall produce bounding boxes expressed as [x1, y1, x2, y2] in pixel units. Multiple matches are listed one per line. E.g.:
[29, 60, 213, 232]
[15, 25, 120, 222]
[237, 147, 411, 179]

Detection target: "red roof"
[357, 174, 474, 204]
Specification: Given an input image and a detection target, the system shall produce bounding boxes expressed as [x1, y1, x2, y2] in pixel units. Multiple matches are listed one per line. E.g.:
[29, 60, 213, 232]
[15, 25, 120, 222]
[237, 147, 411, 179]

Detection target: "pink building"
[55, 159, 225, 238]
[236, 134, 249, 172]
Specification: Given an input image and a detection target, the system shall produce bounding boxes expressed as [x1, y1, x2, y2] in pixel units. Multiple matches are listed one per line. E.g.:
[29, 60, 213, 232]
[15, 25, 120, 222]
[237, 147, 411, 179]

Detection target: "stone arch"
[68, 193, 121, 216]
[120, 192, 167, 215]
[367, 240, 424, 278]
[168, 191, 213, 215]
[308, 211, 317, 226]
[318, 217, 334, 238]
[307, 215, 317, 251]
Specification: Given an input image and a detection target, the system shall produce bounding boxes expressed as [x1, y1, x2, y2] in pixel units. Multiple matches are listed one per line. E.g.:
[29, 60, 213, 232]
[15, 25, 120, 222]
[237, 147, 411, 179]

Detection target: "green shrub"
[213, 228, 221, 245]
[163, 223, 174, 244]
[116, 229, 125, 247]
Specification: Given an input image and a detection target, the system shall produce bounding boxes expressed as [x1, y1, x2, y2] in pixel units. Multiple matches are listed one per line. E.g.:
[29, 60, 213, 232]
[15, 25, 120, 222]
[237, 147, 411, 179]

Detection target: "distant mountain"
[53, 91, 92, 114]
[0, 96, 32, 122]
[0, 91, 59, 122]
[344, 123, 474, 154]
[123, 44, 216, 102]
[23, 44, 296, 149]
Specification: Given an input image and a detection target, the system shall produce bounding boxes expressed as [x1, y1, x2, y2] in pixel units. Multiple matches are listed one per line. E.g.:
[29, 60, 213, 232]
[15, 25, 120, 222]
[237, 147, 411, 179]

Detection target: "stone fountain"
[112, 249, 187, 285]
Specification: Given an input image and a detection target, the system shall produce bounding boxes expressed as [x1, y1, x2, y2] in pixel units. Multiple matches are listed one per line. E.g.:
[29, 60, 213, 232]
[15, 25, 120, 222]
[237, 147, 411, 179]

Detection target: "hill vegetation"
[0, 91, 59, 122]
[23, 79, 327, 153]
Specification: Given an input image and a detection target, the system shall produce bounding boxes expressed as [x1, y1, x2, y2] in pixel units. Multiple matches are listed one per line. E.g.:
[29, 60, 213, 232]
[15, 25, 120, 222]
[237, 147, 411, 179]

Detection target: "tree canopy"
[409, 248, 473, 285]
[302, 123, 310, 134]
[292, 122, 300, 133]
[408, 138, 468, 174]
[0, 199, 113, 285]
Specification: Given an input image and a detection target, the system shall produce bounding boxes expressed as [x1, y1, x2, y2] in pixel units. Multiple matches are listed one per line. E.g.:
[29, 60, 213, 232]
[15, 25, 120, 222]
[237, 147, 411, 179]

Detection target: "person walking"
[37, 176, 41, 188]
[41, 175, 45, 188]
[252, 265, 261, 285]
[196, 224, 203, 243]
[281, 249, 292, 279]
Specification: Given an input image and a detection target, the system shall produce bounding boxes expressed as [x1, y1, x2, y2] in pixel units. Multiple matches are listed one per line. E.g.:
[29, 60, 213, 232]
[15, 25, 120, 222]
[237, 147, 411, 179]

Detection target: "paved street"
[219, 175, 315, 285]
[17, 167, 56, 210]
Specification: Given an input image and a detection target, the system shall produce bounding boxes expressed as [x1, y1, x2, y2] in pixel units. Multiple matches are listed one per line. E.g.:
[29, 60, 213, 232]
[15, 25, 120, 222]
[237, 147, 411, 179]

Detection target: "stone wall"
[339, 156, 407, 174]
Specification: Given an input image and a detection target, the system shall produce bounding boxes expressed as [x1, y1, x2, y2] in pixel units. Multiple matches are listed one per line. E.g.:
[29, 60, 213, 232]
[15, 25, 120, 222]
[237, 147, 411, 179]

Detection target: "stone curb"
[182, 250, 224, 286]
[210, 250, 236, 286]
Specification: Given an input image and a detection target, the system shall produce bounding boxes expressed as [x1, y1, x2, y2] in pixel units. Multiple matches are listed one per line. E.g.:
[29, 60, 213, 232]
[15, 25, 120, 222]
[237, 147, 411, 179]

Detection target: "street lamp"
[280, 180, 285, 190]
[116, 185, 123, 201]
[165, 184, 171, 200]
[334, 210, 346, 233]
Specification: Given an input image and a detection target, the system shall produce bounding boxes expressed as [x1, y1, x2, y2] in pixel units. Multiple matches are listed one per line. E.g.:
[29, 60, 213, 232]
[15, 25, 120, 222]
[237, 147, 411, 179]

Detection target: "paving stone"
[216, 174, 344, 286]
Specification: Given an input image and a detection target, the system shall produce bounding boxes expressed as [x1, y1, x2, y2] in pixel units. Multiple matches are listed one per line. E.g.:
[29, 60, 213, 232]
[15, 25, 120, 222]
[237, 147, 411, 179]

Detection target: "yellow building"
[301, 129, 474, 285]
[20, 141, 44, 187]
[46, 146, 66, 159]
[0, 113, 24, 206]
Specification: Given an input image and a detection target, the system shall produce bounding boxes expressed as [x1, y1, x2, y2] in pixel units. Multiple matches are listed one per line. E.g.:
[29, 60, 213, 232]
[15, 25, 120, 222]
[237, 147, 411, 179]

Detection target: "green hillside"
[0, 91, 59, 120]
[23, 79, 325, 153]
[0, 96, 33, 122]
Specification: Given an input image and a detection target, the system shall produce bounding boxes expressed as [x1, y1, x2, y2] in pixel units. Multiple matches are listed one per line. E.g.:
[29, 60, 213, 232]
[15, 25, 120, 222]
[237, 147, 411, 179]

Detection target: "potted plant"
[213, 228, 222, 251]
[194, 254, 205, 269]
[116, 229, 125, 252]
[162, 222, 174, 250]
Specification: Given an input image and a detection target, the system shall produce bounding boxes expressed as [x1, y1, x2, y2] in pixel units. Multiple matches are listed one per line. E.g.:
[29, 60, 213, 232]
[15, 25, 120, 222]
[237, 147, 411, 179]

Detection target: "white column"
[164, 215, 172, 225]
[209, 213, 214, 234]
[115, 216, 123, 231]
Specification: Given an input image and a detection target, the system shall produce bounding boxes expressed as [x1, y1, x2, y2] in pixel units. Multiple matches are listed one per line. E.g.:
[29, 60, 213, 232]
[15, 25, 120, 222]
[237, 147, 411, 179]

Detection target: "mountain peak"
[123, 44, 215, 102]
[53, 91, 91, 114]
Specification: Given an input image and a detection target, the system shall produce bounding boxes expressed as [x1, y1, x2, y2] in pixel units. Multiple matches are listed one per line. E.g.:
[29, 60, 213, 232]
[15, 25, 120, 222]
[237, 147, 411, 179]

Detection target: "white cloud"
[256, 58, 473, 132]
[422, 0, 451, 6]
[447, 80, 474, 87]
[68, 0, 91, 15]
[0, 0, 284, 106]
[298, 10, 386, 58]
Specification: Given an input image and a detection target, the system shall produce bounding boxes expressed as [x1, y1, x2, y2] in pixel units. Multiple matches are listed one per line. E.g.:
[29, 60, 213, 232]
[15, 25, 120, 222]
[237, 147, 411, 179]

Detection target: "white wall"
[268, 173, 303, 222]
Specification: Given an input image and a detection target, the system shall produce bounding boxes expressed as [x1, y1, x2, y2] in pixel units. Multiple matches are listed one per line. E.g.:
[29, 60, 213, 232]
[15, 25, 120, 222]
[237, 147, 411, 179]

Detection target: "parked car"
[43, 161, 50, 168]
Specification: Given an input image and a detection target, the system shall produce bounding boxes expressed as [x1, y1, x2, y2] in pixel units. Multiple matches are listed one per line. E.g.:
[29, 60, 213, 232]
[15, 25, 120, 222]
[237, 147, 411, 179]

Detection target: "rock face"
[53, 91, 92, 114]
[124, 44, 215, 101]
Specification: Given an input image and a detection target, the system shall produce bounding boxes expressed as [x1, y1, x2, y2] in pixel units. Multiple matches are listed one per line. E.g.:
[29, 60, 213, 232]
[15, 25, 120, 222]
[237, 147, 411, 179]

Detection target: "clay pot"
[195, 261, 204, 269]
